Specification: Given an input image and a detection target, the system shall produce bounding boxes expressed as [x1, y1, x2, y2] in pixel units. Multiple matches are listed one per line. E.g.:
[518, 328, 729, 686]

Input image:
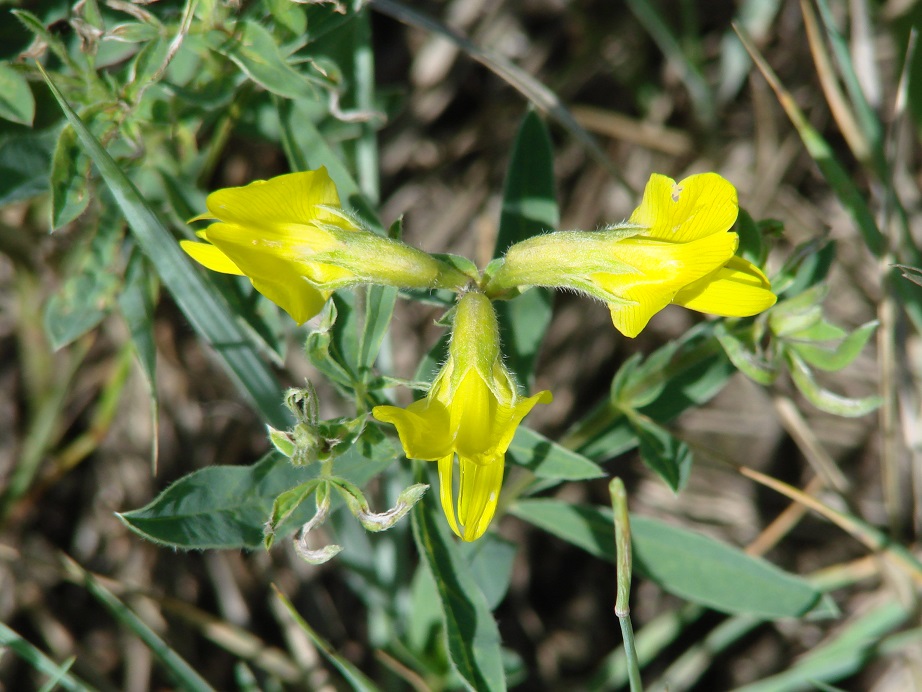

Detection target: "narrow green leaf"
[775, 238, 836, 297]
[118, 250, 158, 398]
[575, 327, 734, 461]
[273, 586, 381, 692]
[118, 441, 396, 550]
[412, 469, 506, 692]
[629, 416, 692, 492]
[493, 111, 557, 385]
[275, 98, 383, 230]
[13, 12, 85, 75]
[0, 63, 35, 125]
[625, 0, 715, 125]
[790, 320, 877, 372]
[63, 555, 215, 692]
[786, 350, 881, 417]
[359, 284, 397, 372]
[117, 249, 160, 467]
[0, 622, 92, 692]
[736, 26, 884, 256]
[39, 66, 290, 428]
[733, 601, 909, 692]
[511, 499, 822, 619]
[507, 427, 605, 481]
[612, 340, 681, 408]
[812, 0, 885, 169]
[493, 111, 558, 257]
[306, 299, 361, 390]
[715, 324, 778, 385]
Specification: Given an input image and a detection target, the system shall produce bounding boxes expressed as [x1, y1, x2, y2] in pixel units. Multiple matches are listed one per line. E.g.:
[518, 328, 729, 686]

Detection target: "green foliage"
[512, 499, 823, 619]
[2, 0, 904, 689]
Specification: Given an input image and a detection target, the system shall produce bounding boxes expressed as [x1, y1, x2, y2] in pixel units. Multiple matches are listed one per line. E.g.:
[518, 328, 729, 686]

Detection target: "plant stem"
[610, 478, 643, 692]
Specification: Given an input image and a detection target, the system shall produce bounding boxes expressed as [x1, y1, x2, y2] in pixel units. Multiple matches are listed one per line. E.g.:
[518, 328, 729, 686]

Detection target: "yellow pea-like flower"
[373, 292, 551, 541]
[181, 167, 470, 324]
[485, 172, 777, 337]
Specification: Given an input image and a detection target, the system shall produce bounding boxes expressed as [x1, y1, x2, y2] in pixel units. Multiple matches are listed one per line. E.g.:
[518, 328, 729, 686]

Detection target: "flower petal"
[437, 454, 462, 538]
[593, 230, 738, 337]
[486, 385, 553, 459]
[673, 256, 777, 316]
[455, 455, 504, 541]
[203, 221, 354, 289]
[180, 239, 245, 276]
[629, 173, 738, 243]
[373, 398, 454, 461]
[450, 370, 500, 464]
[181, 237, 328, 322]
[204, 168, 350, 231]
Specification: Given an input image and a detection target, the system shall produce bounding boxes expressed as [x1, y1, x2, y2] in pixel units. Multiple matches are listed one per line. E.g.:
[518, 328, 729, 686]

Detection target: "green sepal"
[264, 479, 323, 549]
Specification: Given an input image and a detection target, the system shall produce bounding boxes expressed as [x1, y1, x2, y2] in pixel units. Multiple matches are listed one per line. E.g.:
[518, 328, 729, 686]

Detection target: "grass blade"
[0, 622, 92, 692]
[37, 64, 289, 428]
[61, 554, 216, 692]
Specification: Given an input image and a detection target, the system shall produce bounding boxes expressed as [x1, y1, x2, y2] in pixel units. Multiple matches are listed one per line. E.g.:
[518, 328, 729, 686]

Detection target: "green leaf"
[412, 471, 506, 692]
[275, 98, 383, 231]
[715, 324, 778, 385]
[576, 326, 734, 461]
[62, 556, 214, 692]
[790, 320, 877, 372]
[0, 129, 56, 206]
[118, 250, 158, 398]
[493, 111, 558, 386]
[39, 66, 290, 428]
[775, 239, 836, 297]
[266, 0, 308, 37]
[13, 11, 84, 76]
[43, 214, 124, 350]
[786, 350, 881, 417]
[359, 284, 397, 373]
[124, 38, 169, 101]
[273, 586, 381, 692]
[733, 600, 909, 692]
[629, 416, 692, 492]
[507, 427, 605, 481]
[459, 534, 517, 610]
[50, 124, 92, 229]
[0, 63, 35, 126]
[264, 479, 322, 548]
[611, 340, 681, 408]
[511, 499, 822, 619]
[0, 622, 92, 692]
[118, 441, 396, 550]
[625, 0, 715, 125]
[117, 249, 160, 466]
[306, 297, 360, 390]
[209, 21, 326, 100]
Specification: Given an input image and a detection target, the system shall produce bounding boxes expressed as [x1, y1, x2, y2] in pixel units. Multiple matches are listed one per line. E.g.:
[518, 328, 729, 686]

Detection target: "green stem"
[610, 478, 643, 692]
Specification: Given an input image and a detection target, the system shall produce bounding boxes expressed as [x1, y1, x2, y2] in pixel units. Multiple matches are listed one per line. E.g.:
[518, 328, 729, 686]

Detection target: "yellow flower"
[182, 167, 469, 324]
[485, 173, 777, 337]
[373, 293, 551, 541]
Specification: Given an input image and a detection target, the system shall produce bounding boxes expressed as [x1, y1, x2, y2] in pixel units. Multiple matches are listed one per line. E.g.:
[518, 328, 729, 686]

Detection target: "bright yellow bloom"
[373, 293, 551, 541]
[485, 173, 777, 337]
[182, 167, 469, 324]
